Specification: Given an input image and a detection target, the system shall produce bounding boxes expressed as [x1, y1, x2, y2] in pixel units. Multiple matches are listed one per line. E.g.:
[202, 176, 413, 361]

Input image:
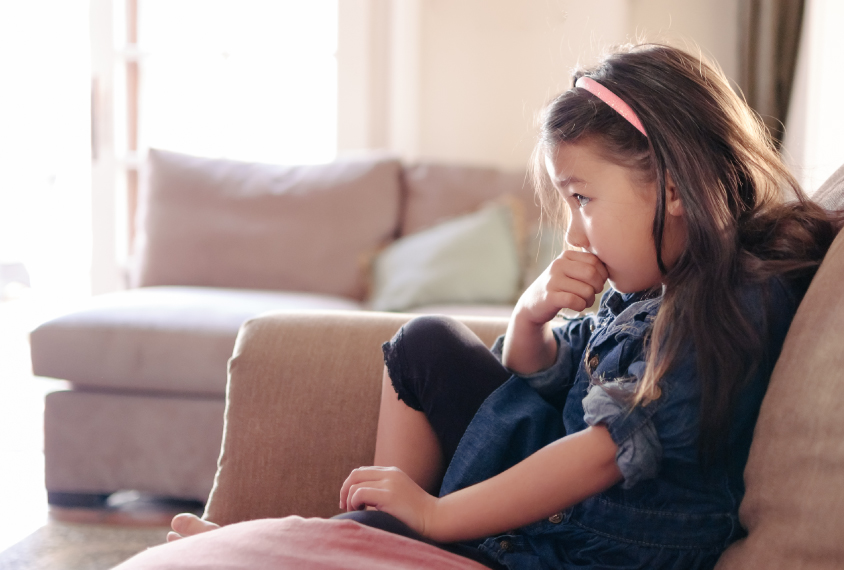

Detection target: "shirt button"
[548, 512, 564, 524]
[588, 354, 600, 370]
[499, 539, 512, 552]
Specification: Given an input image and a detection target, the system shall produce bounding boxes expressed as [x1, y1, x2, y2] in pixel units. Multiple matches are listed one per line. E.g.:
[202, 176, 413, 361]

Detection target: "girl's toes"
[170, 513, 220, 537]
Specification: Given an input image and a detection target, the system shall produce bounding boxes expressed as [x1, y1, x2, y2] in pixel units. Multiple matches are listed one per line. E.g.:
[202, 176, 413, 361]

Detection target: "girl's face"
[546, 141, 686, 294]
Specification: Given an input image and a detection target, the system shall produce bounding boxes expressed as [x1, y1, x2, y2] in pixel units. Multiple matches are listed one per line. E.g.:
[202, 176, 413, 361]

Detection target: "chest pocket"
[584, 340, 625, 383]
[586, 330, 650, 385]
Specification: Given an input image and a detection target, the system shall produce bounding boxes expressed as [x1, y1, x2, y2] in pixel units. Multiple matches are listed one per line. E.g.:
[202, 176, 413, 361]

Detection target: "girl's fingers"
[541, 273, 598, 312]
[548, 288, 595, 313]
[339, 466, 395, 510]
[551, 251, 608, 293]
[348, 485, 389, 512]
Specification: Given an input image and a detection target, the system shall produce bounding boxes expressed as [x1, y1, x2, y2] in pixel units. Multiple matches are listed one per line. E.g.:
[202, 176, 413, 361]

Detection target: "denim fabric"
[583, 379, 662, 487]
[441, 278, 799, 570]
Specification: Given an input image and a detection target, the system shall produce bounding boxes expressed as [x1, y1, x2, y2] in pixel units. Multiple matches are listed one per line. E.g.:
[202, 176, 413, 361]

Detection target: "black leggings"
[381, 315, 512, 469]
[334, 511, 506, 569]
[333, 316, 511, 569]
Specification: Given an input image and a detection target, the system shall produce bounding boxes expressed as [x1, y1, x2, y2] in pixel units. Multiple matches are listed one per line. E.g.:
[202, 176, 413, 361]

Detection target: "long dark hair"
[533, 44, 841, 459]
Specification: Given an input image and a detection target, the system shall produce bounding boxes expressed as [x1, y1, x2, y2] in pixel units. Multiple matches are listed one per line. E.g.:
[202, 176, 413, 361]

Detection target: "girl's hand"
[518, 250, 608, 325]
[502, 250, 607, 374]
[339, 466, 439, 538]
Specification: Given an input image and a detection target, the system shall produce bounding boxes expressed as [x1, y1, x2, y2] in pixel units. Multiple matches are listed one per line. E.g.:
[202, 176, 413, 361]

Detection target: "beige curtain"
[738, 0, 805, 148]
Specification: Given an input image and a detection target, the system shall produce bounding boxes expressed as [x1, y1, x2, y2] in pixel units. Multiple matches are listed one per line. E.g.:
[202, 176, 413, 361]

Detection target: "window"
[97, 0, 339, 290]
[783, 0, 844, 193]
[134, 1, 338, 164]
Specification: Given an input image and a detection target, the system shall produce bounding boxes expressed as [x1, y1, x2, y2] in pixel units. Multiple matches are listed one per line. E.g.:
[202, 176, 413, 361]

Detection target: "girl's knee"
[401, 315, 463, 347]
[396, 315, 483, 370]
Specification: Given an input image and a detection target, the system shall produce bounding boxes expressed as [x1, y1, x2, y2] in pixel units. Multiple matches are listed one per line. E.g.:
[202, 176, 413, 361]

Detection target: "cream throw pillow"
[370, 202, 521, 311]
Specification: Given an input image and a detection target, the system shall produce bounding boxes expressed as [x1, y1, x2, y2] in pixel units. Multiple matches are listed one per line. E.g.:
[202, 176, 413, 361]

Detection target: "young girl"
[171, 44, 840, 569]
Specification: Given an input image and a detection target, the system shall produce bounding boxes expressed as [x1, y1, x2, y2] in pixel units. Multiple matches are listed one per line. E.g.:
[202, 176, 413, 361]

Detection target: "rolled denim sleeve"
[582, 363, 663, 488]
[491, 318, 592, 401]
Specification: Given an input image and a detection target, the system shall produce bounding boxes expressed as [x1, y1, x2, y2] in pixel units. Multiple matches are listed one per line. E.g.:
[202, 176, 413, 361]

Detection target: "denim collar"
[604, 287, 662, 316]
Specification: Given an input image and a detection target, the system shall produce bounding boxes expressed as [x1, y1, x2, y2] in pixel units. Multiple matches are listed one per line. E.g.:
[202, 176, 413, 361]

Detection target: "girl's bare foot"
[167, 513, 221, 542]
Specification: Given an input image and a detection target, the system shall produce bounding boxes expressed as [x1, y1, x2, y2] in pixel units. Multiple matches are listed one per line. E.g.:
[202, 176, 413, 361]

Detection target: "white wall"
[338, 0, 741, 170]
[629, 0, 739, 81]
[415, 0, 630, 170]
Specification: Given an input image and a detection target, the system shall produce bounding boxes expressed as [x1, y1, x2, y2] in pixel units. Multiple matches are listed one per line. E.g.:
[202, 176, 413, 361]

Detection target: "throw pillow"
[369, 202, 521, 312]
[132, 149, 402, 301]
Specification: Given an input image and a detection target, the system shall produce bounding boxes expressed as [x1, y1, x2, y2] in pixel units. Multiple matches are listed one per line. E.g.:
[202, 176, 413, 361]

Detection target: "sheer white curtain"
[782, 0, 844, 194]
[0, 0, 91, 297]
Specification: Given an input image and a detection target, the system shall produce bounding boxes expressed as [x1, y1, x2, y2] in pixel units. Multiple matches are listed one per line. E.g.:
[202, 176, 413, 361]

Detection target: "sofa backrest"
[715, 170, 844, 569]
[400, 163, 539, 237]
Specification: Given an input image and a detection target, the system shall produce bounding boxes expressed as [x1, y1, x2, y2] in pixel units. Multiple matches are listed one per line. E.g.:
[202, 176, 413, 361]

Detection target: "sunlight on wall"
[0, 0, 91, 297]
[137, 0, 338, 165]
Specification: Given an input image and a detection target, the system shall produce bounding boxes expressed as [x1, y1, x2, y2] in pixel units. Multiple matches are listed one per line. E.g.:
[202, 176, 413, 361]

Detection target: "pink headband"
[575, 76, 647, 137]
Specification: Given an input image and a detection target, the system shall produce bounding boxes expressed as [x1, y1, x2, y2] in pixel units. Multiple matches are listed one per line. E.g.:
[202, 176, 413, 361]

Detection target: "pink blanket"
[115, 516, 490, 569]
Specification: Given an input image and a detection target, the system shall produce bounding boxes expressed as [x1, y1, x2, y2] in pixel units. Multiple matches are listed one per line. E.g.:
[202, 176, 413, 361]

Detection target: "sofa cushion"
[401, 162, 539, 236]
[714, 222, 844, 567]
[30, 287, 361, 395]
[113, 517, 488, 570]
[810, 162, 844, 210]
[369, 202, 522, 311]
[132, 150, 402, 301]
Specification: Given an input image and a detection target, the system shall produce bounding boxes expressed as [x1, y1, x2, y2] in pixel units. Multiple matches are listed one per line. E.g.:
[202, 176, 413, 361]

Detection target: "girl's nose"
[565, 216, 589, 249]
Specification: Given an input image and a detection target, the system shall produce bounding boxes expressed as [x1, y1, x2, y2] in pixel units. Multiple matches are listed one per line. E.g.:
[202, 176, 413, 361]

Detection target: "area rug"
[0, 521, 168, 570]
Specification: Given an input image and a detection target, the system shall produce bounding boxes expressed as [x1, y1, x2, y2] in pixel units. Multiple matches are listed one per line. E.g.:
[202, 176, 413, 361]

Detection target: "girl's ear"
[665, 171, 685, 217]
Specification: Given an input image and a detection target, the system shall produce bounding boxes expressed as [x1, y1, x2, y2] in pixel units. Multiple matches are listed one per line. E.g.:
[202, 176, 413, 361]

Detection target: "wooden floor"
[0, 291, 202, 566]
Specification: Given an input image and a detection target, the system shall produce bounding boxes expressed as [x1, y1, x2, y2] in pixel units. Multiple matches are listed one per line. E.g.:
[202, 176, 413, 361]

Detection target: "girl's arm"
[502, 250, 607, 374]
[340, 424, 622, 543]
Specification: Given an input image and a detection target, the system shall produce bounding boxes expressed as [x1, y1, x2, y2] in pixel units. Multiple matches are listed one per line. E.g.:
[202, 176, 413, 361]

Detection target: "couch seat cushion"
[30, 286, 361, 396]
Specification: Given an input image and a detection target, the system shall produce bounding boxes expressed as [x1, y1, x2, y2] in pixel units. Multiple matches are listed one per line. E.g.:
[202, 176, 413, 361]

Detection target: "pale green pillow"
[370, 202, 521, 311]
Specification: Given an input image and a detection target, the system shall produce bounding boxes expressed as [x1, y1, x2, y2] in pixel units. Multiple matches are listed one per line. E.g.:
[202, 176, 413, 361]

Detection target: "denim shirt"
[439, 278, 799, 570]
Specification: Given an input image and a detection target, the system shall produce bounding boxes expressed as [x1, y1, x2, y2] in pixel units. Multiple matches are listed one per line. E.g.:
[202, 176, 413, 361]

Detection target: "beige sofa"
[115, 165, 844, 569]
[30, 149, 546, 505]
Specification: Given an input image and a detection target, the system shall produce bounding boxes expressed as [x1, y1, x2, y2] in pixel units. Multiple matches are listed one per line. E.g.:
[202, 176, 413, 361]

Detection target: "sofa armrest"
[203, 310, 509, 526]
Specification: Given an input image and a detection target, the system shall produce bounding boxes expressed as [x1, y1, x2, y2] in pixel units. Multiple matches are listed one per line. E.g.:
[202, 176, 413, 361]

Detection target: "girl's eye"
[572, 194, 591, 208]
